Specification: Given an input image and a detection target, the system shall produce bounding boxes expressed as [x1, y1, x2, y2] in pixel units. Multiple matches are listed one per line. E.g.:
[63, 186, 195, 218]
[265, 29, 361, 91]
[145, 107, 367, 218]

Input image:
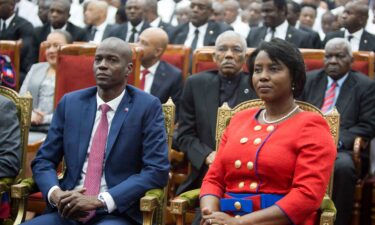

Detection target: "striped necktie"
[321, 81, 337, 113]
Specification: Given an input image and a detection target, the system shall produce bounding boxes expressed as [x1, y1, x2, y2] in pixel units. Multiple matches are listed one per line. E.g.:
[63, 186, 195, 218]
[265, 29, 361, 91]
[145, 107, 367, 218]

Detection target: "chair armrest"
[0, 178, 15, 193]
[140, 189, 164, 225]
[320, 194, 336, 225]
[170, 189, 200, 215]
[353, 137, 368, 177]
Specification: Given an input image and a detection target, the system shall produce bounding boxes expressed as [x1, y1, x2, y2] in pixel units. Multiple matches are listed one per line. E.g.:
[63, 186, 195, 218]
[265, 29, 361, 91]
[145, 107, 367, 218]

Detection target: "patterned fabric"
[0, 55, 16, 89]
[321, 81, 337, 113]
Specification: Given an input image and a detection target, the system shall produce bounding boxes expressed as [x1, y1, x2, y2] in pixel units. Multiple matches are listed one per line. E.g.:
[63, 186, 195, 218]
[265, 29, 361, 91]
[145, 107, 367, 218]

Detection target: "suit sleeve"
[340, 79, 375, 149]
[170, 70, 183, 121]
[0, 98, 21, 178]
[177, 78, 213, 171]
[107, 98, 169, 213]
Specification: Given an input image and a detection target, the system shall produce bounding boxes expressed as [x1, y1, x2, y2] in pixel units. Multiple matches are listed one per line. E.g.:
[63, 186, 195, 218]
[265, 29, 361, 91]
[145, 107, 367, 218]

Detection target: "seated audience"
[0, 94, 21, 222]
[20, 30, 72, 139]
[324, 1, 375, 52]
[299, 3, 317, 29]
[21, 37, 169, 225]
[200, 38, 336, 225]
[246, 0, 314, 49]
[138, 27, 183, 119]
[177, 31, 257, 224]
[300, 38, 375, 225]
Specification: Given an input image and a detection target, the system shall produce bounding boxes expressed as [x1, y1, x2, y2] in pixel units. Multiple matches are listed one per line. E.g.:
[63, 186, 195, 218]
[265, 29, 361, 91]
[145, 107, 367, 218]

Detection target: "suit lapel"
[204, 73, 220, 141]
[204, 21, 216, 45]
[285, 26, 295, 42]
[77, 94, 97, 170]
[359, 31, 371, 51]
[105, 88, 132, 158]
[150, 62, 166, 96]
[174, 24, 189, 44]
[235, 73, 253, 104]
[312, 72, 327, 108]
[335, 72, 355, 113]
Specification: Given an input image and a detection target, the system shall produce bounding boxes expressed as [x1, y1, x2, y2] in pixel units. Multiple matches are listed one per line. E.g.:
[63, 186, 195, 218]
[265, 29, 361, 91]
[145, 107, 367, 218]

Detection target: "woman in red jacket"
[199, 38, 337, 225]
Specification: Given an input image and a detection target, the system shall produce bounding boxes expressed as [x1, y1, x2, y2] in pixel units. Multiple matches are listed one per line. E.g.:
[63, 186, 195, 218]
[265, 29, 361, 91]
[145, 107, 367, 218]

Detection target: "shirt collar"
[95, 21, 108, 32]
[272, 20, 289, 35]
[327, 72, 349, 87]
[128, 20, 144, 33]
[188, 22, 208, 34]
[96, 88, 126, 112]
[345, 28, 363, 40]
[141, 60, 160, 75]
[150, 17, 161, 27]
[4, 13, 15, 28]
[51, 23, 68, 32]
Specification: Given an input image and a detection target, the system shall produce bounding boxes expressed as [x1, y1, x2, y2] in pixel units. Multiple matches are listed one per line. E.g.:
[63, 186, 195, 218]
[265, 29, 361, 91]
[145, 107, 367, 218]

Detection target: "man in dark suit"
[300, 38, 375, 225]
[138, 27, 183, 119]
[246, 0, 313, 48]
[84, 0, 114, 44]
[286, 0, 322, 48]
[176, 31, 257, 224]
[33, 0, 88, 62]
[108, 0, 150, 42]
[0, 0, 35, 83]
[0, 94, 21, 221]
[143, 0, 175, 39]
[169, 0, 232, 51]
[323, 1, 375, 52]
[22, 37, 169, 225]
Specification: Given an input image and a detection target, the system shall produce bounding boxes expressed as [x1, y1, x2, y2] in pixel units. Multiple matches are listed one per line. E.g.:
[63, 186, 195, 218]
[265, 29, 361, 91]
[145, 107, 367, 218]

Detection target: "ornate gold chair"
[170, 99, 340, 225]
[10, 98, 175, 225]
[0, 86, 32, 224]
[141, 98, 176, 225]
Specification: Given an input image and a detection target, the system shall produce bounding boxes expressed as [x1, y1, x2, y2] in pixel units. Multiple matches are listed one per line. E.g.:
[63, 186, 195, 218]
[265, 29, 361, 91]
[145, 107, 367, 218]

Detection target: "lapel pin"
[124, 107, 129, 112]
[209, 30, 214, 35]
[364, 40, 368, 44]
[244, 88, 249, 94]
[288, 34, 292, 38]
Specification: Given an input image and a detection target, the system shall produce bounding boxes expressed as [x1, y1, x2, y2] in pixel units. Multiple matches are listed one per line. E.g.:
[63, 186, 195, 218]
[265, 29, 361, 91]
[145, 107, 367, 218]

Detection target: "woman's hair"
[247, 38, 306, 97]
[51, 29, 73, 44]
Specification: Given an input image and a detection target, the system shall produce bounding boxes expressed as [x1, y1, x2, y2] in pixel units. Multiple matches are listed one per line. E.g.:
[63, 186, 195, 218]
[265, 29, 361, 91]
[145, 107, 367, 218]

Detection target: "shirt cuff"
[47, 185, 60, 206]
[99, 192, 117, 213]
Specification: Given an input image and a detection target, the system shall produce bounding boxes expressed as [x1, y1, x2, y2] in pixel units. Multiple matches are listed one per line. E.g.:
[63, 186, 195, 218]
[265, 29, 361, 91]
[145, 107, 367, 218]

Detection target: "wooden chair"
[0, 86, 32, 225]
[191, 47, 255, 74]
[141, 98, 176, 225]
[161, 45, 190, 80]
[0, 40, 22, 90]
[170, 99, 340, 225]
[300, 49, 375, 79]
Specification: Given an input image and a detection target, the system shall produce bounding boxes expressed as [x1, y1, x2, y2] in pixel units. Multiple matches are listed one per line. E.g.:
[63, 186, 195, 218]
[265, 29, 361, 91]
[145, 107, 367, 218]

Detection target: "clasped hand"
[51, 188, 104, 220]
[201, 208, 240, 225]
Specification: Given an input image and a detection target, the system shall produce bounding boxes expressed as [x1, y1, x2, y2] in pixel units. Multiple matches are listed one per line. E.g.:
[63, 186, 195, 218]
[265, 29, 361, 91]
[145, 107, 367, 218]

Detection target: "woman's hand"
[202, 210, 240, 225]
[31, 110, 45, 125]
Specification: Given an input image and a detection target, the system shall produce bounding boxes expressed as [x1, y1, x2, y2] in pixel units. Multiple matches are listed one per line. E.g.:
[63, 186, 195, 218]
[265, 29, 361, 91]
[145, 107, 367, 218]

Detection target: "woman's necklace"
[262, 105, 300, 124]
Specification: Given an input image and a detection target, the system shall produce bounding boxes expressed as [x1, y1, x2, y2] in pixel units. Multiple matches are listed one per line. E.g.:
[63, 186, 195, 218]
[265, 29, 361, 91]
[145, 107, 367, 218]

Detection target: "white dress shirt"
[184, 22, 208, 49]
[48, 90, 126, 213]
[140, 61, 159, 94]
[157, 0, 190, 26]
[265, 20, 289, 41]
[15, 0, 42, 27]
[90, 22, 108, 44]
[150, 17, 162, 28]
[230, 16, 251, 39]
[126, 21, 144, 42]
[345, 28, 363, 52]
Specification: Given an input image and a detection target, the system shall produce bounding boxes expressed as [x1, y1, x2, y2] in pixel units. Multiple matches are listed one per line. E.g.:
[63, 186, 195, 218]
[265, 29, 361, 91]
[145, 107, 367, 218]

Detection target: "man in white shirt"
[222, 0, 250, 39]
[143, 0, 175, 38]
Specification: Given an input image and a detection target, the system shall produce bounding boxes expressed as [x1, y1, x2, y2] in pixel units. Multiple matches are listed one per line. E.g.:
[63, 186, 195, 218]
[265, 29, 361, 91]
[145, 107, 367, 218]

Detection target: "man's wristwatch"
[98, 195, 108, 212]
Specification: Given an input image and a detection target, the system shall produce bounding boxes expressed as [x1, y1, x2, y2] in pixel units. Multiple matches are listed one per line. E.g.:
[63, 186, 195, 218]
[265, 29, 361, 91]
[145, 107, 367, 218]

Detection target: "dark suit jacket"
[299, 25, 322, 49]
[31, 85, 169, 223]
[323, 30, 375, 52]
[86, 24, 115, 42]
[170, 21, 233, 46]
[246, 24, 314, 48]
[158, 21, 175, 40]
[300, 69, 375, 150]
[107, 21, 150, 42]
[151, 60, 183, 119]
[0, 95, 21, 178]
[176, 71, 257, 194]
[0, 15, 36, 76]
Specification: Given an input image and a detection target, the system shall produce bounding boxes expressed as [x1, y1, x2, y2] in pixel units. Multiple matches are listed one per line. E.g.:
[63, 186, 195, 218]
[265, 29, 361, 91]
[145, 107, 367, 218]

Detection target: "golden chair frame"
[0, 86, 32, 224]
[170, 99, 340, 225]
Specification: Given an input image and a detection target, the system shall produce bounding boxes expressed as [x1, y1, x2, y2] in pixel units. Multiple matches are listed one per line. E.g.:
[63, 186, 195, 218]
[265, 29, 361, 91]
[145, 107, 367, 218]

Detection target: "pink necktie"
[140, 69, 149, 90]
[81, 104, 110, 223]
[321, 82, 337, 113]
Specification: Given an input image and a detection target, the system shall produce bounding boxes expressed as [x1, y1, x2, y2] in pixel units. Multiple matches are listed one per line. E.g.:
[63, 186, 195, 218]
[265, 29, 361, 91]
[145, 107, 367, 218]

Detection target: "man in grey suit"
[176, 31, 257, 225]
[0, 94, 21, 179]
[300, 38, 375, 225]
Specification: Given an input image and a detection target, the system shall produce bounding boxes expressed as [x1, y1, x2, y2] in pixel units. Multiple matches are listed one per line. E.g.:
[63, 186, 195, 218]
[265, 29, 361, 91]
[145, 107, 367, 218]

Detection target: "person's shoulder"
[29, 62, 49, 70]
[295, 111, 329, 127]
[127, 85, 160, 103]
[350, 70, 374, 84]
[13, 15, 32, 26]
[62, 86, 97, 101]
[210, 21, 233, 32]
[306, 69, 325, 79]
[159, 61, 182, 75]
[187, 70, 218, 82]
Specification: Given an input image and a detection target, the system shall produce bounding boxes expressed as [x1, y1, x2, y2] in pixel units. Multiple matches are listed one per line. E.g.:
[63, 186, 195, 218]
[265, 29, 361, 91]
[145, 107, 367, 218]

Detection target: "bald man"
[323, 1, 375, 52]
[138, 27, 183, 119]
[84, 0, 114, 43]
[177, 32, 257, 225]
[23, 37, 169, 225]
